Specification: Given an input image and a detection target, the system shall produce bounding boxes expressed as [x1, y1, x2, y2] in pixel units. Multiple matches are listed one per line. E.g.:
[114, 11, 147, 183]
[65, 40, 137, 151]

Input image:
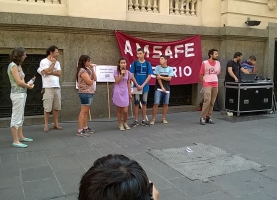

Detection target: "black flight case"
[225, 81, 274, 116]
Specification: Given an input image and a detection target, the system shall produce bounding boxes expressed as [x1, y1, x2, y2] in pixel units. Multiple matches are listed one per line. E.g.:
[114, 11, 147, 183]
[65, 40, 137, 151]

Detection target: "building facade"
[0, 0, 276, 125]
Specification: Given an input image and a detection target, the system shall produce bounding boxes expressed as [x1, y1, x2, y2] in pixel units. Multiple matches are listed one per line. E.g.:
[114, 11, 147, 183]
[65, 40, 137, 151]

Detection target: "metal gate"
[0, 54, 44, 118]
[147, 84, 192, 107]
[273, 41, 277, 96]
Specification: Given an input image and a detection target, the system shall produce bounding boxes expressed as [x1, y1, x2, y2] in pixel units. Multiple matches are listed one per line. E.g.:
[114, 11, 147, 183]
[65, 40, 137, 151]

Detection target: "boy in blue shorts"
[150, 55, 173, 125]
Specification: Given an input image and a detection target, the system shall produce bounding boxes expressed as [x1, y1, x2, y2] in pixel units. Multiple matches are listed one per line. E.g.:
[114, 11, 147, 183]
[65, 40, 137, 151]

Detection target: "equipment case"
[225, 82, 274, 116]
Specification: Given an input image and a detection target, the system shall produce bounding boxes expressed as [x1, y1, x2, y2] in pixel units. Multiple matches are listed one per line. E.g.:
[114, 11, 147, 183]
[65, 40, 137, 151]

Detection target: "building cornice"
[0, 12, 268, 40]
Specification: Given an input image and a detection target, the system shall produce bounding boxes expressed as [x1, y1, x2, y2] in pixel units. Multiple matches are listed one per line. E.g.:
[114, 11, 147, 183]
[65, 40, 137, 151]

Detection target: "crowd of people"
[7, 46, 161, 199]
[7, 46, 258, 145]
[6, 46, 258, 200]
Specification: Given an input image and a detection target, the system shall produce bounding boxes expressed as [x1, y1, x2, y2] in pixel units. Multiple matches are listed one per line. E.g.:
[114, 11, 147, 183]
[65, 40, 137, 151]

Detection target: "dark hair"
[160, 54, 168, 60]
[46, 45, 58, 56]
[233, 52, 242, 58]
[9, 47, 26, 66]
[117, 57, 127, 75]
[76, 55, 90, 81]
[249, 55, 256, 61]
[137, 48, 145, 53]
[208, 49, 218, 59]
[79, 154, 152, 200]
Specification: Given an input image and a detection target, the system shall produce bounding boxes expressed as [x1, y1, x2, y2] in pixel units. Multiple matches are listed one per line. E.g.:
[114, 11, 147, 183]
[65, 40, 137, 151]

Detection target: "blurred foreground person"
[79, 154, 159, 200]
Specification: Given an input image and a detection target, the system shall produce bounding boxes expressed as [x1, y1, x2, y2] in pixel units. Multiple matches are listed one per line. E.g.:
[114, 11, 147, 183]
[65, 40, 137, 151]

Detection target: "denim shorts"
[154, 90, 170, 105]
[134, 92, 148, 105]
[79, 93, 93, 105]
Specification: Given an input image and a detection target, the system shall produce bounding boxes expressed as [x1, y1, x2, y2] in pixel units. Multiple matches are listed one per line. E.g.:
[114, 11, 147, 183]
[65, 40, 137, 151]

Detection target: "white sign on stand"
[95, 65, 117, 118]
[95, 65, 117, 82]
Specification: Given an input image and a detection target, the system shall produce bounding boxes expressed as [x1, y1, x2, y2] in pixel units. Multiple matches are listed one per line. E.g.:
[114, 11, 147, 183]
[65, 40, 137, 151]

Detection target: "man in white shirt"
[37, 46, 62, 132]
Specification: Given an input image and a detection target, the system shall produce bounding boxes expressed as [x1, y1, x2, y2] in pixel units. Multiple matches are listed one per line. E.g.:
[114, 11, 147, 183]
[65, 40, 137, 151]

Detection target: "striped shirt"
[241, 60, 254, 72]
[240, 60, 254, 78]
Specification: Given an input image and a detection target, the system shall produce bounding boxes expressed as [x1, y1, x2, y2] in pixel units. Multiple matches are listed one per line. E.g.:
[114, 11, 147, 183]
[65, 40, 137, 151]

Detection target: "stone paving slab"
[149, 143, 264, 181]
[0, 111, 277, 200]
[169, 177, 219, 198]
[21, 166, 54, 182]
[235, 192, 276, 200]
[191, 191, 234, 200]
[0, 187, 25, 200]
[22, 178, 64, 200]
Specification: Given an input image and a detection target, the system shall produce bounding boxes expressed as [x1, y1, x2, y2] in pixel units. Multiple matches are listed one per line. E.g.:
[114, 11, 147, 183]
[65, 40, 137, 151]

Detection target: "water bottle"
[27, 76, 36, 85]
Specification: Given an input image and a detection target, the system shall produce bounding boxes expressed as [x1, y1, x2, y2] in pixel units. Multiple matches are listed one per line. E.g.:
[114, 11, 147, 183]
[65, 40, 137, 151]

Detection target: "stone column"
[265, 23, 276, 80]
[128, 0, 134, 11]
[147, 0, 152, 12]
[159, 0, 169, 14]
[134, 0, 140, 11]
[174, 0, 180, 14]
[141, 0, 147, 12]
[153, 0, 158, 13]
[169, 0, 174, 14]
[185, 0, 191, 15]
[180, 0, 185, 15]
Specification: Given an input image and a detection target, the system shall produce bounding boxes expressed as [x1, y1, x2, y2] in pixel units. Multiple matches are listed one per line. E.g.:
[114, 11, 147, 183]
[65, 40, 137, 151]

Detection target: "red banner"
[115, 31, 202, 85]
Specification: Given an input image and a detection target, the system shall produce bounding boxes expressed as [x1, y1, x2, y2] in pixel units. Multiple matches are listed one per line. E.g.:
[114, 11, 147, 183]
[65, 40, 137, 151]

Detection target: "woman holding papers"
[113, 57, 132, 131]
[150, 55, 173, 125]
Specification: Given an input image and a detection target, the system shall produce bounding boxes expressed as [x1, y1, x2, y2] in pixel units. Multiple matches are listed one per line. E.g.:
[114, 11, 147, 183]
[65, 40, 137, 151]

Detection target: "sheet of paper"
[157, 88, 170, 94]
[132, 87, 143, 94]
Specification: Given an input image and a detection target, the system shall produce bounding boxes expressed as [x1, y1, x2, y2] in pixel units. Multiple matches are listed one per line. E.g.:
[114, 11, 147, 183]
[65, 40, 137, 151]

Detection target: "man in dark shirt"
[224, 52, 250, 83]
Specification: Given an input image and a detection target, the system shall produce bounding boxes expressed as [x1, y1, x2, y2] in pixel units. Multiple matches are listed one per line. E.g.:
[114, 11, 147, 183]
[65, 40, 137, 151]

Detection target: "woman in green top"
[7, 47, 34, 148]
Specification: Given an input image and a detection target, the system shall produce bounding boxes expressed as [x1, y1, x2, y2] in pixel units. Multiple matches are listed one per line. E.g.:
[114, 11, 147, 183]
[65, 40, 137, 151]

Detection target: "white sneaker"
[119, 123, 125, 131]
[123, 123, 130, 130]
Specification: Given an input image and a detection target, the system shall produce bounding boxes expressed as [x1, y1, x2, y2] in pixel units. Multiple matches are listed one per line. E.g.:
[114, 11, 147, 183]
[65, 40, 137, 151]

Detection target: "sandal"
[12, 143, 27, 148]
[43, 126, 49, 133]
[54, 125, 63, 130]
[19, 138, 33, 142]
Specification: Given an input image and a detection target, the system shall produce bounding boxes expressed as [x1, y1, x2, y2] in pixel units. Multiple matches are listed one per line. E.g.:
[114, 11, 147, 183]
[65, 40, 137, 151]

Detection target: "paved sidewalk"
[0, 111, 277, 200]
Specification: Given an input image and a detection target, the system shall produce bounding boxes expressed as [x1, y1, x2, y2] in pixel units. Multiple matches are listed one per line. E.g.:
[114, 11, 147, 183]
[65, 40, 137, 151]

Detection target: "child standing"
[113, 58, 132, 130]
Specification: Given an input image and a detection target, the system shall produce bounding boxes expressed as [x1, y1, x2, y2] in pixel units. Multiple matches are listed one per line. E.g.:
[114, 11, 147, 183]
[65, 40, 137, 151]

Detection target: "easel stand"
[107, 82, 111, 119]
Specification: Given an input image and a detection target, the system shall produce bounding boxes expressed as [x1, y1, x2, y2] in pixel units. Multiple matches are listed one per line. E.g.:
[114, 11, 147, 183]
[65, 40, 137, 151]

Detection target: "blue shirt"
[241, 60, 254, 78]
[154, 65, 174, 91]
[130, 60, 153, 93]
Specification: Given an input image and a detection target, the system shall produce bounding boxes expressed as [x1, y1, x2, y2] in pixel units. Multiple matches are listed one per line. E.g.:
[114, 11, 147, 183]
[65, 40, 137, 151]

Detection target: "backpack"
[134, 60, 150, 75]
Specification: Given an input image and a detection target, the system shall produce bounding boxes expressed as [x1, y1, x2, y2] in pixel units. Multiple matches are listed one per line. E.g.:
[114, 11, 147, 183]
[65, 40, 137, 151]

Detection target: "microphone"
[121, 68, 126, 77]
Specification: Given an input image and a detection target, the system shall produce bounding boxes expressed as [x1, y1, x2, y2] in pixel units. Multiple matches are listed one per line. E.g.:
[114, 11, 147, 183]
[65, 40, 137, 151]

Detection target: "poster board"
[95, 65, 117, 82]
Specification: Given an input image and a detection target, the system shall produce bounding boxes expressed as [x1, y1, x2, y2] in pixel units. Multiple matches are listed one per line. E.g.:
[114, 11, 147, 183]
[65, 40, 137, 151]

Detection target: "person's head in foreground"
[79, 154, 159, 200]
